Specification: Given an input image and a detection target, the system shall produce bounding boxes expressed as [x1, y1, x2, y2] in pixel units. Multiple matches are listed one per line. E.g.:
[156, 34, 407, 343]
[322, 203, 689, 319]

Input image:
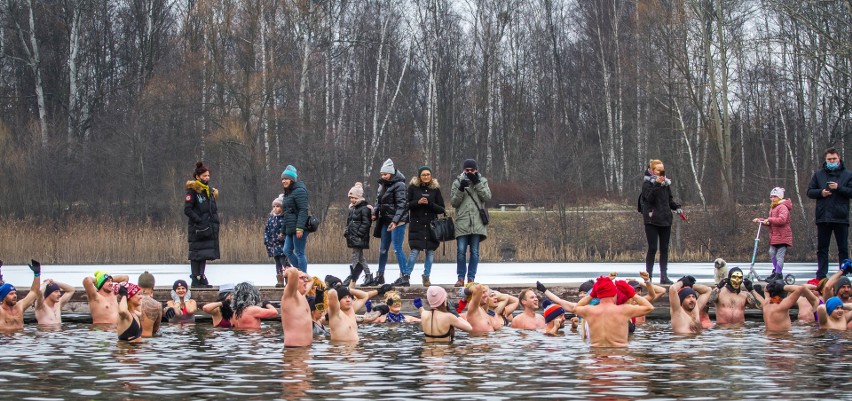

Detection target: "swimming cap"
[44, 282, 61, 298]
[834, 276, 851, 294]
[94, 271, 112, 290]
[826, 296, 843, 315]
[591, 276, 617, 299]
[678, 287, 698, 304]
[0, 283, 16, 300]
[427, 286, 447, 308]
[543, 303, 565, 324]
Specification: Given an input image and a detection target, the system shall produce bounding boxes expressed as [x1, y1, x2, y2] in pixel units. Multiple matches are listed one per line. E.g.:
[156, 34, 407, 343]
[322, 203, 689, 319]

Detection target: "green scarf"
[196, 180, 210, 198]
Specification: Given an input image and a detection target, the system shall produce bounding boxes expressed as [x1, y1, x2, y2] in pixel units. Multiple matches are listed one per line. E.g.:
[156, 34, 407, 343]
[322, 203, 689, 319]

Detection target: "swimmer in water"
[281, 266, 313, 347]
[0, 260, 41, 331]
[137, 271, 162, 337]
[511, 288, 545, 330]
[574, 276, 654, 347]
[421, 286, 472, 343]
[163, 280, 197, 324]
[34, 278, 75, 326]
[372, 290, 421, 323]
[231, 282, 278, 329]
[542, 300, 566, 336]
[116, 283, 143, 342]
[83, 270, 130, 325]
[817, 296, 852, 330]
[708, 267, 764, 325]
[326, 283, 392, 342]
[202, 283, 235, 328]
[762, 281, 807, 332]
[669, 276, 712, 334]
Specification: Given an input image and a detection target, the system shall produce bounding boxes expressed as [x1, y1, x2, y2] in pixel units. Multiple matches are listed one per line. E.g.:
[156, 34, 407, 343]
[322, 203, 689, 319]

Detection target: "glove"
[117, 284, 128, 298]
[262, 300, 273, 309]
[536, 281, 548, 293]
[29, 259, 41, 276]
[374, 305, 390, 316]
[678, 275, 696, 288]
[365, 299, 372, 313]
[455, 299, 468, 313]
[841, 259, 852, 275]
[467, 172, 480, 184]
[413, 298, 423, 309]
[615, 280, 636, 299]
[717, 278, 729, 290]
[325, 275, 343, 289]
[753, 284, 764, 296]
[744, 278, 754, 292]
[377, 284, 393, 297]
[164, 307, 176, 320]
[459, 178, 470, 190]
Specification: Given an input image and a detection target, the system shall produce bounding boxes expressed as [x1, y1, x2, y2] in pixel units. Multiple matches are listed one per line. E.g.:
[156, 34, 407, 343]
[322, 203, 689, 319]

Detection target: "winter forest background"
[0, 0, 850, 263]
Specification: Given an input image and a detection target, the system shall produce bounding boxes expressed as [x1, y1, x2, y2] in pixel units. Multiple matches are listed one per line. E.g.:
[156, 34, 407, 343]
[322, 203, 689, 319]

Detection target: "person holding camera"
[184, 161, 220, 288]
[807, 148, 852, 280]
[451, 159, 491, 287]
[639, 159, 682, 285]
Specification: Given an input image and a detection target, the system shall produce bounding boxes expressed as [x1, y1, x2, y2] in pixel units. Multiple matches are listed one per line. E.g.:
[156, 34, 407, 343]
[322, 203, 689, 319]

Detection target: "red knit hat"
[591, 276, 617, 299]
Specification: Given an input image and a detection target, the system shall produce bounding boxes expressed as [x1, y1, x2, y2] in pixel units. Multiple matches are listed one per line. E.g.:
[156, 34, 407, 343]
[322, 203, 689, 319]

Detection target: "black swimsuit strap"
[118, 315, 142, 341]
[424, 311, 452, 339]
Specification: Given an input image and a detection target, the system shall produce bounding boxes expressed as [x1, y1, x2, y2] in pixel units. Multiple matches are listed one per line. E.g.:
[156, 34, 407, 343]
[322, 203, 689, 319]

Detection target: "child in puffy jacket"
[264, 195, 289, 287]
[343, 182, 373, 286]
[753, 187, 793, 282]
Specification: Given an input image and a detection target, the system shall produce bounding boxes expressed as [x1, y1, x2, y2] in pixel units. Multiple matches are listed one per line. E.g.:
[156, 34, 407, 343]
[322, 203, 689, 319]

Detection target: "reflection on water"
[2, 321, 852, 399]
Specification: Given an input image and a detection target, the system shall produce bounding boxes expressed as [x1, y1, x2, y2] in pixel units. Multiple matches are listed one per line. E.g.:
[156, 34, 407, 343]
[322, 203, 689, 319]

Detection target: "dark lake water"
[2, 320, 852, 400]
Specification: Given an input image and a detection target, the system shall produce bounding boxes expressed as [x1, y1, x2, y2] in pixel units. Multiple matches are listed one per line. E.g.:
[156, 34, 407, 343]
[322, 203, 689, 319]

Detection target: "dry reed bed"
[0, 207, 815, 265]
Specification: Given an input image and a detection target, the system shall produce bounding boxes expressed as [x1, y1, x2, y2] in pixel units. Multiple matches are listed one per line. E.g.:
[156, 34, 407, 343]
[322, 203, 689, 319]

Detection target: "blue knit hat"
[281, 165, 298, 181]
[826, 296, 844, 315]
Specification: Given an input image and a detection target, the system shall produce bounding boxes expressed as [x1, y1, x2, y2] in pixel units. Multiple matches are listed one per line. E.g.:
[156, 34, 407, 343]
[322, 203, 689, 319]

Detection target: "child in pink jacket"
[753, 187, 793, 282]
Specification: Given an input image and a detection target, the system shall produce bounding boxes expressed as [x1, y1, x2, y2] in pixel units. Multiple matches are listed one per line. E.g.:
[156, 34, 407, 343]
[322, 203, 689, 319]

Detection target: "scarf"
[771, 198, 784, 209]
[386, 312, 406, 323]
[196, 179, 211, 198]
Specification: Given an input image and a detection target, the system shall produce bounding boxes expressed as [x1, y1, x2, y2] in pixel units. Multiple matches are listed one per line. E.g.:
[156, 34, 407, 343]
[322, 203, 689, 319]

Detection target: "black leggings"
[644, 224, 671, 278]
[191, 260, 207, 277]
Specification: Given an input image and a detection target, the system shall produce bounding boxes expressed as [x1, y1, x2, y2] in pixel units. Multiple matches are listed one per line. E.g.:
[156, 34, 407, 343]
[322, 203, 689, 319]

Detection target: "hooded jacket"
[806, 160, 852, 225]
[640, 170, 681, 227]
[184, 180, 220, 261]
[281, 181, 309, 235]
[767, 198, 793, 247]
[373, 170, 408, 226]
[345, 200, 372, 249]
[407, 177, 446, 250]
[450, 172, 491, 239]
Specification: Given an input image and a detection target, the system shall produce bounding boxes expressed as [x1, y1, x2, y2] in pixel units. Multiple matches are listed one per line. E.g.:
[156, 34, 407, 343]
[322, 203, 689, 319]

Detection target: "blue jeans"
[284, 233, 309, 272]
[378, 223, 407, 274]
[456, 234, 481, 280]
[405, 248, 435, 277]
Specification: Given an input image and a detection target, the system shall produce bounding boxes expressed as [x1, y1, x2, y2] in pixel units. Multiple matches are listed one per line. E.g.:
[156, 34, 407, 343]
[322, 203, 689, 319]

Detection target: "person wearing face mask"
[708, 267, 765, 325]
[185, 161, 220, 288]
[807, 147, 852, 280]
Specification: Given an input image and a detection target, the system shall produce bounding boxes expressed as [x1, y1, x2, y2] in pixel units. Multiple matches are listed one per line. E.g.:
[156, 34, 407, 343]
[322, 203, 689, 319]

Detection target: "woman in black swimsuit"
[421, 286, 472, 343]
[116, 283, 143, 342]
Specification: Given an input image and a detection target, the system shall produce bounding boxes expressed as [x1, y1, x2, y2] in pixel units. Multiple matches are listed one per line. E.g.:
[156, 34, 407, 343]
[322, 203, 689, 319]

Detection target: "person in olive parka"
[184, 161, 220, 288]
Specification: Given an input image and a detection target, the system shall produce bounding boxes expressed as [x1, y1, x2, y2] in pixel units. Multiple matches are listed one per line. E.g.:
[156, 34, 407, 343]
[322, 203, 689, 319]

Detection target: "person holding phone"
[640, 159, 683, 284]
[402, 166, 446, 287]
[807, 147, 852, 279]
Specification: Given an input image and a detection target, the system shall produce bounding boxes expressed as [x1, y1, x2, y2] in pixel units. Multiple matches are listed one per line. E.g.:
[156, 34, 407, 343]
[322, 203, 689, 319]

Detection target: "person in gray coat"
[450, 159, 491, 287]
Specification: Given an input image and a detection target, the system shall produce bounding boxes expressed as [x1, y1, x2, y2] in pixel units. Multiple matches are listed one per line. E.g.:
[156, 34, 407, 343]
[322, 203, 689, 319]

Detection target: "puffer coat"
[767, 198, 793, 247]
[407, 177, 446, 251]
[184, 180, 220, 261]
[281, 181, 309, 235]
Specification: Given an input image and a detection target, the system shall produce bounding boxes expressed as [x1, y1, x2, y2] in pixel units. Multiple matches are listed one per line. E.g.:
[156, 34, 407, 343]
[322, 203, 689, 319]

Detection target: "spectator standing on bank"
[450, 159, 491, 287]
[807, 148, 852, 279]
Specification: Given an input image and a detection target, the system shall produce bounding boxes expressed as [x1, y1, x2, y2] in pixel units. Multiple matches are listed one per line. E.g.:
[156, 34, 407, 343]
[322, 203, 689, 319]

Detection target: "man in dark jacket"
[807, 148, 852, 279]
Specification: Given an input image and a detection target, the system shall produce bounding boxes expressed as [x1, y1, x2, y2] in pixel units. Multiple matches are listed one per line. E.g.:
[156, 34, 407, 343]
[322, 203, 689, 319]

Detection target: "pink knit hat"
[348, 182, 365, 201]
[426, 286, 447, 308]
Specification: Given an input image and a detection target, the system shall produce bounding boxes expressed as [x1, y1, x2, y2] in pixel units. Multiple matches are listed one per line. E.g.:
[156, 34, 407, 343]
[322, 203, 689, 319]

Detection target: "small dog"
[714, 258, 728, 285]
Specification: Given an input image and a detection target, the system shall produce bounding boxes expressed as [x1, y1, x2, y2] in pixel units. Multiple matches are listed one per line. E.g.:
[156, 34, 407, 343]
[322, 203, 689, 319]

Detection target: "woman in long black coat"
[402, 166, 445, 287]
[184, 161, 220, 288]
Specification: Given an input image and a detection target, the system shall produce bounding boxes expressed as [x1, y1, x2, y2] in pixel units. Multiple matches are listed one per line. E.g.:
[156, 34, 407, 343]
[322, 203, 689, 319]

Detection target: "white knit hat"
[348, 182, 365, 201]
[770, 187, 785, 198]
[380, 159, 395, 175]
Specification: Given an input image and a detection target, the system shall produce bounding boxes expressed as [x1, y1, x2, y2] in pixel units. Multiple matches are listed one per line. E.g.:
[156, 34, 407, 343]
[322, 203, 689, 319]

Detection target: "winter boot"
[421, 275, 431, 287]
[276, 274, 285, 288]
[190, 274, 204, 288]
[374, 272, 385, 285]
[659, 275, 673, 285]
[454, 278, 465, 287]
[200, 275, 213, 288]
[393, 274, 410, 287]
[362, 272, 375, 286]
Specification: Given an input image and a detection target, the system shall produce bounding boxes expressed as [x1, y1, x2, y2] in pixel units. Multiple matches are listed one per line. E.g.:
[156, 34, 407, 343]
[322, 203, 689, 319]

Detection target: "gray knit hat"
[380, 159, 395, 175]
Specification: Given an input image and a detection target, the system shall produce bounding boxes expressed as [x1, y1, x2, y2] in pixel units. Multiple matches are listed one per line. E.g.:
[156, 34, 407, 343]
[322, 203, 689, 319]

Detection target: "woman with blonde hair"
[639, 159, 682, 284]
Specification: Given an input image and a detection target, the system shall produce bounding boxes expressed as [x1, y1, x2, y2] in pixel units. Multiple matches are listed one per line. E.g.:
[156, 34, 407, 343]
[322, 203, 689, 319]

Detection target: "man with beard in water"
[669, 276, 712, 334]
[230, 282, 278, 329]
[709, 267, 764, 325]
[0, 260, 41, 331]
